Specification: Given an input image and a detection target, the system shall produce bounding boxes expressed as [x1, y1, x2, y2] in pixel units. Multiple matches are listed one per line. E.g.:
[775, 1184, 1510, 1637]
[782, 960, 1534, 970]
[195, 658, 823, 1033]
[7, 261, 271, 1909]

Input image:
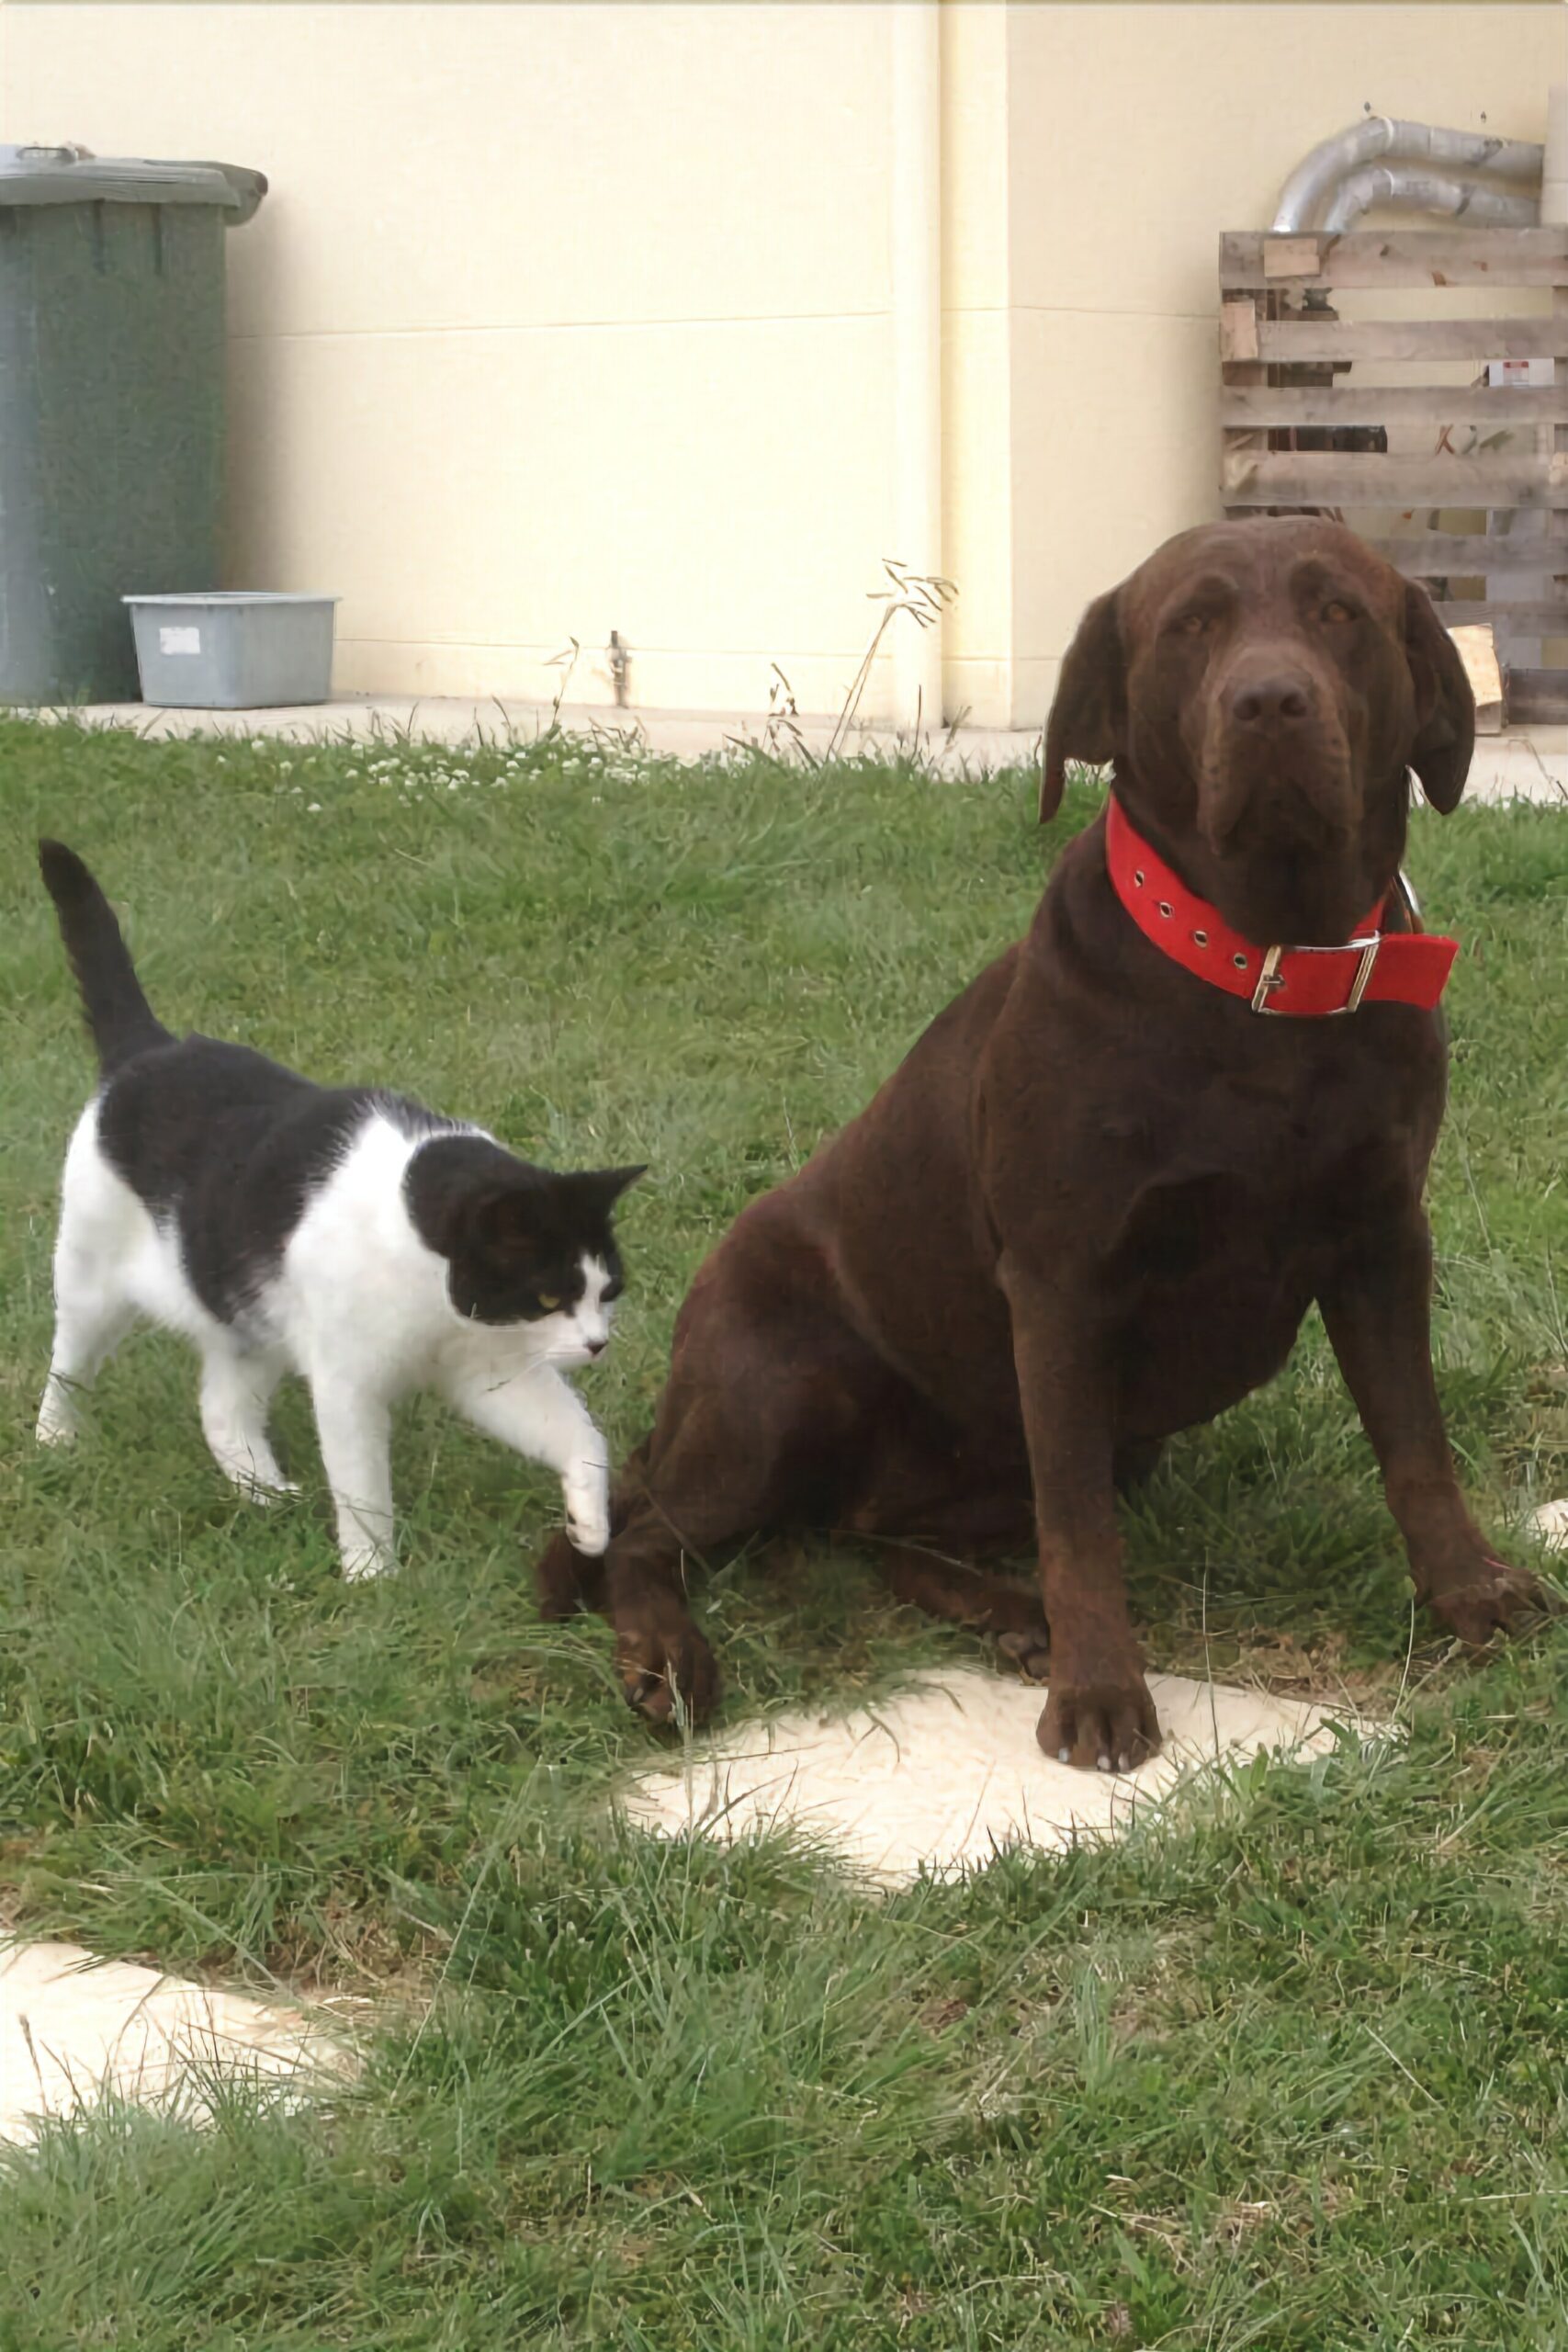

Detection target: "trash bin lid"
[0, 144, 265, 224]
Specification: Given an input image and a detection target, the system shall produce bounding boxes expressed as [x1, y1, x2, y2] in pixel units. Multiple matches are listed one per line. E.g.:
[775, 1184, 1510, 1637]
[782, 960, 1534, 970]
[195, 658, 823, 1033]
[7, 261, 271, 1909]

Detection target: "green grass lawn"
[2, 715, 1568, 2349]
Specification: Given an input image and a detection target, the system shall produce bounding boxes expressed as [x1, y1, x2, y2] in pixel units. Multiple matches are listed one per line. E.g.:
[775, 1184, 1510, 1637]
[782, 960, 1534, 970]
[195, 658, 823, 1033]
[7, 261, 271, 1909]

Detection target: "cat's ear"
[580, 1163, 647, 1211]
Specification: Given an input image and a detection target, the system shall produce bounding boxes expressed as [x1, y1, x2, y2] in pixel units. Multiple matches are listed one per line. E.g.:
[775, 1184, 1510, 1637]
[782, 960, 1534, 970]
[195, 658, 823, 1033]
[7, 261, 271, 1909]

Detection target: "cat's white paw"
[341, 1541, 396, 1583]
[243, 1475, 300, 1510]
[562, 1458, 611, 1557]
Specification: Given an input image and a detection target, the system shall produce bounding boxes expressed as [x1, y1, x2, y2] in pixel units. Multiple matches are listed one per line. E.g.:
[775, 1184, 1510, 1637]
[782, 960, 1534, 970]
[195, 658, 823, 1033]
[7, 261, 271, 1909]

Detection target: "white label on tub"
[159, 626, 202, 656]
[1487, 357, 1554, 390]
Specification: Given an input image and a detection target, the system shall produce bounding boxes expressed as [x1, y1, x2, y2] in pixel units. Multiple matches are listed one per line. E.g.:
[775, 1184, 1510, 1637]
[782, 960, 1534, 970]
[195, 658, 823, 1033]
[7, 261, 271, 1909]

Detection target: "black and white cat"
[35, 840, 643, 1580]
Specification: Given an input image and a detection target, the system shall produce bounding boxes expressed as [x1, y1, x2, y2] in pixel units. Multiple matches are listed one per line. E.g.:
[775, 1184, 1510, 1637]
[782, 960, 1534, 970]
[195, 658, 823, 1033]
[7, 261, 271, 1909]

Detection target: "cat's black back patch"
[96, 1035, 441, 1327]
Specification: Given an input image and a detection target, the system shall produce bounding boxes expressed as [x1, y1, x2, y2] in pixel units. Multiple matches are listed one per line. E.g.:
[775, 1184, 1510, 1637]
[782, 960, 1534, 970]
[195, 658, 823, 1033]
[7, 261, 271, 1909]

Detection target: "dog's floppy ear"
[1041, 588, 1124, 822]
[1404, 580, 1474, 814]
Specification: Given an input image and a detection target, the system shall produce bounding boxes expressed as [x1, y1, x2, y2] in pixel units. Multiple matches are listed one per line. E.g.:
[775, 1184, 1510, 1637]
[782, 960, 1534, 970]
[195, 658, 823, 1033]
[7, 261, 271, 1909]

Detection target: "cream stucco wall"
[3, 2, 1565, 729]
[5, 3, 936, 718]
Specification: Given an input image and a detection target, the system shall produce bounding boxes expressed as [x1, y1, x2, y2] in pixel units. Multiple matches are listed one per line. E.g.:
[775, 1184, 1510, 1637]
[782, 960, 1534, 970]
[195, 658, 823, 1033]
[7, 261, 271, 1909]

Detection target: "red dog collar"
[1104, 795, 1458, 1017]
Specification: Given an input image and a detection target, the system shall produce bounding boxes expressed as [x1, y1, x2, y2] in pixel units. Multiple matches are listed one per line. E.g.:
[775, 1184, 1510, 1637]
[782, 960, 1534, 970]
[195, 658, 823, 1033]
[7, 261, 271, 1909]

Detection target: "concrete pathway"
[31, 695, 1568, 804]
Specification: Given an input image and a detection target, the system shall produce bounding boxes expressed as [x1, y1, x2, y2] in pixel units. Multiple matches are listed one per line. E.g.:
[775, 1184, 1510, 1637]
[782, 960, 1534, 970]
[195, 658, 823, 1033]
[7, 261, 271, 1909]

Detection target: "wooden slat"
[1219, 226, 1568, 719]
[1548, 270, 1568, 671]
[1220, 452, 1568, 509]
[1258, 235, 1323, 281]
[1431, 602, 1568, 632]
[1250, 317, 1568, 364]
[1220, 384, 1568, 429]
[1221, 228, 1568, 291]
[1449, 622, 1504, 731]
[1219, 299, 1260, 363]
[1503, 670, 1568, 725]
[1223, 288, 1273, 583]
[1360, 535, 1568, 579]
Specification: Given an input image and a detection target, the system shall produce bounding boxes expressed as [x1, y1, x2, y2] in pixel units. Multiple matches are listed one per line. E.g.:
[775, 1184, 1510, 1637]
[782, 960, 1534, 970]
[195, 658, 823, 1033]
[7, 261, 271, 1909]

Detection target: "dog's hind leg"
[841, 1430, 1047, 1676]
[866, 1541, 1052, 1680]
[1114, 1437, 1165, 1494]
[853, 1437, 1159, 1659]
[536, 1290, 876, 1724]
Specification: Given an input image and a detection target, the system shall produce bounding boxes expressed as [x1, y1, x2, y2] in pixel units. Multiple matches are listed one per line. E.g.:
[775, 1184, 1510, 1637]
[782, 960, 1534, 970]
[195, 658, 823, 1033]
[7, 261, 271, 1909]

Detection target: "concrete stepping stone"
[0, 1938, 349, 2145]
[621, 1668, 1362, 1887]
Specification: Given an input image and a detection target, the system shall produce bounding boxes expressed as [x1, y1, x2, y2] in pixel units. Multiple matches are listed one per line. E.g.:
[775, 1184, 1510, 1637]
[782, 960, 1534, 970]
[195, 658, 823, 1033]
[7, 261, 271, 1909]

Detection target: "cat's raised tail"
[39, 840, 171, 1073]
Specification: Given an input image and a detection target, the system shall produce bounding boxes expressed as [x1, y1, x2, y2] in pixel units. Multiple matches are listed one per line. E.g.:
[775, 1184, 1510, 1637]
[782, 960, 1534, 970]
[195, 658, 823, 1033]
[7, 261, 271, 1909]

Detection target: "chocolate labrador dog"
[536, 516, 1543, 1769]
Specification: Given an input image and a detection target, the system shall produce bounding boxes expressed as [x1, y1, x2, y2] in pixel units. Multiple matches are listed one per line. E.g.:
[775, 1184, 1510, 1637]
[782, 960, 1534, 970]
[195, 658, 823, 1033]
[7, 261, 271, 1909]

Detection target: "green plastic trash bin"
[0, 143, 265, 703]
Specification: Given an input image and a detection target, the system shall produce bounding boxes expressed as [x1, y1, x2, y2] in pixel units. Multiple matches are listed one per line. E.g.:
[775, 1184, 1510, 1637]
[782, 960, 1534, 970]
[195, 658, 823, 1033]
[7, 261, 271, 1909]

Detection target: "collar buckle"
[1251, 933, 1382, 1016]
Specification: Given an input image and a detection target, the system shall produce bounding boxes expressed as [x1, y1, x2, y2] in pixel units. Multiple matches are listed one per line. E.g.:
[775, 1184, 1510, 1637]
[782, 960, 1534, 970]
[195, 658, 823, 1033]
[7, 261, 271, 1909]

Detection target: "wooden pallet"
[1219, 227, 1568, 727]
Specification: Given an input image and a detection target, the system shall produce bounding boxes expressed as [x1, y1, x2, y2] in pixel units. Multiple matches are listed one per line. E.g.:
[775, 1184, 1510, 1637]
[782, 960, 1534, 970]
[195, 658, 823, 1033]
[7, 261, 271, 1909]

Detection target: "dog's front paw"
[1037, 1664, 1161, 1774]
[1428, 1551, 1554, 1647]
[535, 1526, 604, 1619]
[561, 1458, 611, 1558]
[615, 1590, 720, 1725]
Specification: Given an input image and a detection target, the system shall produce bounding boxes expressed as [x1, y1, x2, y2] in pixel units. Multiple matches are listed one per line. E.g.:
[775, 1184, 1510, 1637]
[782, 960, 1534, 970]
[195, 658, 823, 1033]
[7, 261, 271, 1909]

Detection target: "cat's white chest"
[276, 1116, 455, 1389]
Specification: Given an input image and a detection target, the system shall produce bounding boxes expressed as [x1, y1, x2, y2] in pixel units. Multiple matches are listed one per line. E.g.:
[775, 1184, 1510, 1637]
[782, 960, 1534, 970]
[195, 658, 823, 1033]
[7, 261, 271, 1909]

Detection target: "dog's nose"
[1231, 677, 1312, 730]
[585, 1337, 607, 1357]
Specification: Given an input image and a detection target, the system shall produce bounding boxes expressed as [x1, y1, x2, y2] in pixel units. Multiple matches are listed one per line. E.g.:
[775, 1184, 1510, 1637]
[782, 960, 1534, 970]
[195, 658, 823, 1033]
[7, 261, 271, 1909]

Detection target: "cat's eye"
[536, 1292, 561, 1312]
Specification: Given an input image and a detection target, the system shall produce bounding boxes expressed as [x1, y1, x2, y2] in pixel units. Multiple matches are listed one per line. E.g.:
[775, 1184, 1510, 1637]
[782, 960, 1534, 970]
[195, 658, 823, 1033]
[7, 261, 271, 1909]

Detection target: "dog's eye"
[1322, 599, 1358, 624]
[536, 1292, 561, 1312]
[1178, 612, 1212, 637]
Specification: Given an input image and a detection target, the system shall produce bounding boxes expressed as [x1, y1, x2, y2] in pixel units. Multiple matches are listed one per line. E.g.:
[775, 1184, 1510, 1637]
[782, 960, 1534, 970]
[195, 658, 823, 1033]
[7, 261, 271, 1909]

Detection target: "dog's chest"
[1112, 1211, 1325, 1435]
[1102, 1057, 1427, 1435]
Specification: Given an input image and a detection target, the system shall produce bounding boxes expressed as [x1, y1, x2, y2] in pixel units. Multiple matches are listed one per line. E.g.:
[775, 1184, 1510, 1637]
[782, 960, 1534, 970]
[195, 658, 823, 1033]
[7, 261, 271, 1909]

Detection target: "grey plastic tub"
[0, 143, 265, 703]
[125, 592, 338, 708]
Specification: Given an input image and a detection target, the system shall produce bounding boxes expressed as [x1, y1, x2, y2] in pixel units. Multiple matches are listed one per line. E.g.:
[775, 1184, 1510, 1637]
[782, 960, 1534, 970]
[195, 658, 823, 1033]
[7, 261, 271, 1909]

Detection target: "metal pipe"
[891, 0, 942, 732]
[1320, 164, 1539, 234]
[1273, 117, 1543, 232]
